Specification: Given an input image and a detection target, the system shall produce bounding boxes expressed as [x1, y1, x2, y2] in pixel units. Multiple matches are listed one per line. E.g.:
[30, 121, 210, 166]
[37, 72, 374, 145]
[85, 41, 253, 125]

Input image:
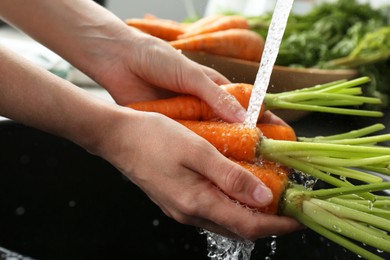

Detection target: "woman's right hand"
[94, 109, 301, 240]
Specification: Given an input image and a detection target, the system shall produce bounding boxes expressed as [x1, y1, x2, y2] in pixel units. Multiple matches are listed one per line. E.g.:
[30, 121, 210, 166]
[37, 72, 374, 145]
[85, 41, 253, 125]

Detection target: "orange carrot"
[233, 159, 291, 214]
[257, 124, 297, 141]
[182, 14, 224, 34]
[178, 120, 262, 162]
[127, 83, 265, 122]
[170, 28, 264, 62]
[177, 120, 297, 161]
[129, 95, 215, 121]
[179, 15, 249, 39]
[126, 18, 186, 41]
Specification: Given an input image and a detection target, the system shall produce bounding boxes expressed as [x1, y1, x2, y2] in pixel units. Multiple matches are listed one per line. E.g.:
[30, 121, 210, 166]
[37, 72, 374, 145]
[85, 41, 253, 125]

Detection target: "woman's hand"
[96, 109, 301, 240]
[90, 28, 248, 123]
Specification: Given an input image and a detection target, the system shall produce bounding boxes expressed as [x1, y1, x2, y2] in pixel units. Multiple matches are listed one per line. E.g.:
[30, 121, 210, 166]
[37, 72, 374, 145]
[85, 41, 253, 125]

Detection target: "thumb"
[195, 154, 274, 208]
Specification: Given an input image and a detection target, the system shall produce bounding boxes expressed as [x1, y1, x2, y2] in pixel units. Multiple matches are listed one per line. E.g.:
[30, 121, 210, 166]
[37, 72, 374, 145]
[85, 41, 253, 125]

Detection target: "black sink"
[0, 120, 388, 260]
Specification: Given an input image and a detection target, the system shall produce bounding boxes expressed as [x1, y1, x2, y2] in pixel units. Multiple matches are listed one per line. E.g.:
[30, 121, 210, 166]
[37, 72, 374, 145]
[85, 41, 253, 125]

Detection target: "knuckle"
[174, 194, 201, 220]
[223, 165, 247, 194]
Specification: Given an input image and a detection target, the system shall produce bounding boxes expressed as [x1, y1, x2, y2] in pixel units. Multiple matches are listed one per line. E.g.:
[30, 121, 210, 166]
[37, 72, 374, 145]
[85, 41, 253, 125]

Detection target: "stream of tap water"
[204, 0, 294, 259]
[244, 0, 294, 128]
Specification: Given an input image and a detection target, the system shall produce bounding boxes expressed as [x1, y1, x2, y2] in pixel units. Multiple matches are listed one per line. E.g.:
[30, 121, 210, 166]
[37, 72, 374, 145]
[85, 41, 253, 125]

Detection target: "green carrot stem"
[298, 124, 385, 142]
[265, 101, 383, 117]
[295, 155, 390, 167]
[315, 77, 371, 93]
[291, 79, 348, 93]
[337, 195, 390, 202]
[307, 134, 390, 145]
[261, 138, 390, 155]
[297, 100, 367, 107]
[327, 197, 390, 219]
[282, 191, 384, 260]
[274, 150, 389, 162]
[284, 209, 384, 260]
[335, 196, 390, 210]
[308, 182, 390, 199]
[312, 165, 383, 183]
[344, 219, 390, 242]
[334, 88, 363, 95]
[262, 76, 383, 116]
[286, 77, 370, 94]
[262, 154, 348, 187]
[274, 92, 381, 104]
[303, 200, 390, 253]
[310, 198, 390, 232]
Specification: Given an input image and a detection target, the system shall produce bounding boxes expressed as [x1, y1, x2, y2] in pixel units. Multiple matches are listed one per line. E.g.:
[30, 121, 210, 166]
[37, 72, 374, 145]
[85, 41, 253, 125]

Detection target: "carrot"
[127, 83, 266, 122]
[178, 120, 262, 162]
[257, 123, 297, 141]
[179, 15, 249, 39]
[170, 28, 264, 62]
[129, 95, 215, 121]
[233, 159, 290, 214]
[128, 78, 384, 121]
[182, 15, 223, 34]
[178, 119, 390, 187]
[178, 120, 390, 258]
[182, 120, 390, 257]
[125, 17, 186, 41]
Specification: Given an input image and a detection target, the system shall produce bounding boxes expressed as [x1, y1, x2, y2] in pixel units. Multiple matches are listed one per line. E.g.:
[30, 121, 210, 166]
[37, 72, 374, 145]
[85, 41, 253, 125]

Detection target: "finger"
[170, 180, 300, 240]
[195, 189, 301, 240]
[179, 59, 246, 123]
[191, 79, 247, 123]
[259, 110, 289, 126]
[183, 145, 273, 209]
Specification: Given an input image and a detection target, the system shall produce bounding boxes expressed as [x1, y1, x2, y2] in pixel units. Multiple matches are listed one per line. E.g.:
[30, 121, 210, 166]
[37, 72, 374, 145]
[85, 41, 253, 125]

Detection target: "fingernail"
[253, 184, 273, 206]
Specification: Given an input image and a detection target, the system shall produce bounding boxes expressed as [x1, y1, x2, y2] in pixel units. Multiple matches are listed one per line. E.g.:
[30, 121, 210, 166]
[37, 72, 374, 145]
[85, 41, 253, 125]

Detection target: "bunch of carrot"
[125, 14, 264, 62]
[125, 76, 390, 259]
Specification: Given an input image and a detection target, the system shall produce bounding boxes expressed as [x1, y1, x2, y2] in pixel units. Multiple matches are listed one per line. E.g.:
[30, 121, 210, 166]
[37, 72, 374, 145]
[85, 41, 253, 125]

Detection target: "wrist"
[77, 103, 141, 167]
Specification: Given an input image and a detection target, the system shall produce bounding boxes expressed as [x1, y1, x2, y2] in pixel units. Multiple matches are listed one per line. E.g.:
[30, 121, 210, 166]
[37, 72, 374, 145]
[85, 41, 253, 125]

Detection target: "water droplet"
[332, 225, 342, 233]
[152, 219, 160, 227]
[19, 155, 30, 165]
[15, 207, 25, 216]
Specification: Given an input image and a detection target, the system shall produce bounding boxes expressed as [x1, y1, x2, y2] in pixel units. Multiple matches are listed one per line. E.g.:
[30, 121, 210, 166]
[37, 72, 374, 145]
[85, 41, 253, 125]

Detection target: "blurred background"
[105, 0, 390, 21]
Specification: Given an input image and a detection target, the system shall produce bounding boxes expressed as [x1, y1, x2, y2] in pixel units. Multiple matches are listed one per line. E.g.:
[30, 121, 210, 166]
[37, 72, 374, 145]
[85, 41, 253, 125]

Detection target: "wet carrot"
[177, 120, 296, 161]
[170, 28, 264, 62]
[233, 159, 291, 214]
[129, 95, 215, 121]
[127, 83, 265, 122]
[257, 124, 297, 141]
[178, 120, 262, 162]
[179, 15, 249, 39]
[126, 18, 186, 41]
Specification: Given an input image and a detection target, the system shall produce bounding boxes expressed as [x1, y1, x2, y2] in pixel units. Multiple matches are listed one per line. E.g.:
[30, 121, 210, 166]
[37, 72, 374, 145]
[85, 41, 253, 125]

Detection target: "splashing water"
[0, 246, 34, 260]
[200, 230, 255, 260]
[244, 0, 294, 128]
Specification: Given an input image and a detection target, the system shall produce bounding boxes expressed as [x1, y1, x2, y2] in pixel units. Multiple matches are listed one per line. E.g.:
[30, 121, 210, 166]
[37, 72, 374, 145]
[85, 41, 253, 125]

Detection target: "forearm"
[0, 0, 133, 83]
[0, 45, 131, 152]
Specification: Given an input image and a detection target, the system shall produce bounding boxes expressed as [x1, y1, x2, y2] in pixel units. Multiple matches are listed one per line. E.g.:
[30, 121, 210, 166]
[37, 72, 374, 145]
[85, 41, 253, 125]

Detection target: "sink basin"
[0, 120, 388, 259]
